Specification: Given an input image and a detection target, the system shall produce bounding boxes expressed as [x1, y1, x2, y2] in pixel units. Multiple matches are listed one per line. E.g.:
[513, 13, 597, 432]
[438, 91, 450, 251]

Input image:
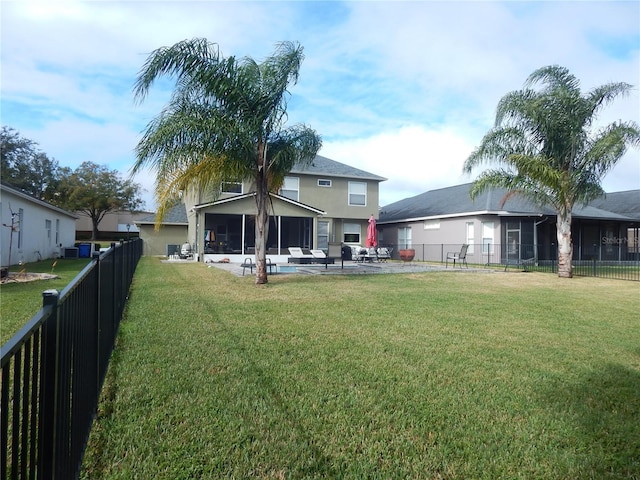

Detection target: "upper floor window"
[280, 176, 299, 202]
[348, 181, 366, 206]
[317, 179, 332, 187]
[222, 182, 243, 194]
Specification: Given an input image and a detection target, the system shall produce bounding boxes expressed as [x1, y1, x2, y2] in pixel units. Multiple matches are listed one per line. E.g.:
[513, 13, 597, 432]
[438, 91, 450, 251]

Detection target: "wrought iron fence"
[382, 243, 639, 281]
[1, 238, 142, 480]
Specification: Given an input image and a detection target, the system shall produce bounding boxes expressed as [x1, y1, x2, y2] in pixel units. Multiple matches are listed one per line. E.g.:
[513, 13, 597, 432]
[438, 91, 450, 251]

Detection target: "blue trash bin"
[78, 243, 92, 258]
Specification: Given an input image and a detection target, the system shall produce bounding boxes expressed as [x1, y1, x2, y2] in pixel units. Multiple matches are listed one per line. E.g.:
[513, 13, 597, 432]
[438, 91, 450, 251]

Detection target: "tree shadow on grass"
[540, 362, 640, 479]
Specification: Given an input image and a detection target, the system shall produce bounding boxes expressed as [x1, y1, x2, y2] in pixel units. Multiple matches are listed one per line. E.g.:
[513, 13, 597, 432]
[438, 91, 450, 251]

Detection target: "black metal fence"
[1, 238, 142, 480]
[383, 243, 640, 281]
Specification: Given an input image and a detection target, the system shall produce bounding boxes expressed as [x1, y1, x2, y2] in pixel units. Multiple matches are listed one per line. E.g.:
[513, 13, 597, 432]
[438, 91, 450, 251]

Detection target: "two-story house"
[136, 155, 386, 262]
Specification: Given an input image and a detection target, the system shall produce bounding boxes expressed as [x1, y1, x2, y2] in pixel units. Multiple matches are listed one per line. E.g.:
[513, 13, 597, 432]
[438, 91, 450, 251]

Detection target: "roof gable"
[290, 155, 386, 182]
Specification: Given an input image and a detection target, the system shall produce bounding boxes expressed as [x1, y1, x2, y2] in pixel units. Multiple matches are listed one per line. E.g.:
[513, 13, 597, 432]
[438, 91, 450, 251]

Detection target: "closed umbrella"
[366, 215, 378, 248]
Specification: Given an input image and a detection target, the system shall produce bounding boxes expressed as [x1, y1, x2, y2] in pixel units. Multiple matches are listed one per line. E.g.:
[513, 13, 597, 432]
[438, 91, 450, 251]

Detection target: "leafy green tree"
[132, 39, 321, 284]
[1, 126, 61, 201]
[464, 65, 640, 278]
[58, 161, 143, 240]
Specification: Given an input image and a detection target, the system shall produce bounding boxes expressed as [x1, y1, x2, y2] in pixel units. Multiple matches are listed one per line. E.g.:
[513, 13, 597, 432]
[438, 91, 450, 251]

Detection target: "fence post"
[38, 289, 59, 478]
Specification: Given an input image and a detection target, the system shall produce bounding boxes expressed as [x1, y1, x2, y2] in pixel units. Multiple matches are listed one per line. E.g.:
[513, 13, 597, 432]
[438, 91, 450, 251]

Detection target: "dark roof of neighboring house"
[378, 183, 640, 224]
[136, 203, 188, 225]
[588, 190, 640, 218]
[290, 154, 387, 182]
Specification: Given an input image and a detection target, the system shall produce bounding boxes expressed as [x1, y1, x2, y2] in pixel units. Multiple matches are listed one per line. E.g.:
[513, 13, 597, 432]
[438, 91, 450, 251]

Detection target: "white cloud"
[1, 0, 638, 212]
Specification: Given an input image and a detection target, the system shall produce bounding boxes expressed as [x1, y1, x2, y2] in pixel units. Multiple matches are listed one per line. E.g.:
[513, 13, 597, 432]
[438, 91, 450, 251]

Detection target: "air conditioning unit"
[63, 247, 79, 259]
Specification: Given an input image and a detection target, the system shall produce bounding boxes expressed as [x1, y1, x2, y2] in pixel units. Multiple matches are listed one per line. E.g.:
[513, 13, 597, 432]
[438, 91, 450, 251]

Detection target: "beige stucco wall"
[138, 223, 189, 256]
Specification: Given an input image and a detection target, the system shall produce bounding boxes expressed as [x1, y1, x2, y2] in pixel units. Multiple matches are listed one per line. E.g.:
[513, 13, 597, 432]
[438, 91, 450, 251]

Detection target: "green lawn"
[76, 258, 638, 478]
[1, 258, 91, 344]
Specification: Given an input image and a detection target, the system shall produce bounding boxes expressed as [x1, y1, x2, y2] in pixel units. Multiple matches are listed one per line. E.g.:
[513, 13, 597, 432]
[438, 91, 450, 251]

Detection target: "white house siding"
[1, 186, 77, 266]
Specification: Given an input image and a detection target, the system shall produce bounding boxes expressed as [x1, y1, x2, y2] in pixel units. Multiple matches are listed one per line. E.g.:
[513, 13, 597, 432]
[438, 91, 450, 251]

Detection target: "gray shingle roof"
[378, 183, 640, 223]
[137, 203, 188, 224]
[290, 154, 386, 181]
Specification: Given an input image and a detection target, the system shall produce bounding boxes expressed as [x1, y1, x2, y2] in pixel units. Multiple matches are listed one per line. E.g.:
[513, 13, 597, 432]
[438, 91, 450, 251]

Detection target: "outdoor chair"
[241, 258, 276, 275]
[310, 249, 335, 266]
[287, 247, 314, 264]
[446, 244, 469, 268]
[376, 247, 392, 262]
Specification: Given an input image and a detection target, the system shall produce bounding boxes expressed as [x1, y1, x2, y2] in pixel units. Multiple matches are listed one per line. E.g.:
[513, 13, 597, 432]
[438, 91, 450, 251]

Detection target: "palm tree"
[464, 65, 639, 278]
[132, 39, 321, 284]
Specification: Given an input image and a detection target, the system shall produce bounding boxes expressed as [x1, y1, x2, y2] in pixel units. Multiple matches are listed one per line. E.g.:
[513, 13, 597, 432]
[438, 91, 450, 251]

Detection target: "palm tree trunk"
[254, 144, 269, 284]
[556, 209, 573, 278]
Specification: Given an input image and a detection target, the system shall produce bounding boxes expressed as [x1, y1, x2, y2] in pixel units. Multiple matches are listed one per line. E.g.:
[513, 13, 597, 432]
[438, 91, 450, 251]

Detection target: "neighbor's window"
[343, 222, 361, 244]
[18, 208, 24, 248]
[222, 182, 243, 194]
[280, 176, 299, 202]
[45, 219, 52, 245]
[398, 227, 412, 249]
[482, 222, 494, 255]
[317, 179, 332, 187]
[348, 181, 366, 206]
[56, 219, 60, 245]
[466, 222, 475, 254]
[628, 227, 639, 254]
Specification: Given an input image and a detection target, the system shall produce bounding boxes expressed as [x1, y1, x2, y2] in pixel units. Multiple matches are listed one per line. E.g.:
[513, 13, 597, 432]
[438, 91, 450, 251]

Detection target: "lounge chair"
[310, 249, 335, 267]
[446, 244, 469, 268]
[287, 247, 314, 264]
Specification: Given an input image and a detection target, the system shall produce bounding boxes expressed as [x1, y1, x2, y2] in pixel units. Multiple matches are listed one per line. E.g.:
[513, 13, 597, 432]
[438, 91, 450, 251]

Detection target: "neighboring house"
[136, 155, 386, 261]
[1, 182, 78, 266]
[75, 210, 153, 240]
[377, 183, 640, 265]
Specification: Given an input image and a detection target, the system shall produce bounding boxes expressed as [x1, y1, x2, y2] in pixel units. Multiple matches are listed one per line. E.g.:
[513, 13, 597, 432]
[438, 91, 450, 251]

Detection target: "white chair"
[287, 247, 314, 264]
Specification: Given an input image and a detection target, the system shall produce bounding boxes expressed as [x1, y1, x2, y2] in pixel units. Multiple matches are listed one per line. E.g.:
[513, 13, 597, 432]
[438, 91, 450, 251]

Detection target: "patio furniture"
[310, 249, 335, 266]
[446, 244, 469, 268]
[376, 247, 392, 262]
[288, 247, 314, 264]
[241, 258, 276, 275]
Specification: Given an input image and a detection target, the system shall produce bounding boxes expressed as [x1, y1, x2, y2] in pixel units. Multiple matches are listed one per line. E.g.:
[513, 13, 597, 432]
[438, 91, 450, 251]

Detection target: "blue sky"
[2, 1, 639, 210]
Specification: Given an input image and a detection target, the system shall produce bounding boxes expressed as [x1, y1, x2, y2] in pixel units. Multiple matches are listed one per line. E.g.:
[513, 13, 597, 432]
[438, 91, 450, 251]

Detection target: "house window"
[466, 222, 475, 254]
[424, 220, 440, 230]
[56, 219, 60, 245]
[399, 227, 412, 249]
[317, 179, 332, 187]
[45, 219, 52, 245]
[317, 221, 329, 250]
[222, 182, 242, 194]
[343, 222, 361, 244]
[280, 176, 299, 202]
[628, 227, 639, 254]
[18, 208, 23, 248]
[348, 181, 366, 206]
[482, 222, 494, 255]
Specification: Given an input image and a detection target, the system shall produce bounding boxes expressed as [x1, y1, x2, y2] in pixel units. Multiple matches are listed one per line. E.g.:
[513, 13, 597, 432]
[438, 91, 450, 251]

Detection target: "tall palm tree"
[464, 65, 639, 278]
[132, 39, 321, 284]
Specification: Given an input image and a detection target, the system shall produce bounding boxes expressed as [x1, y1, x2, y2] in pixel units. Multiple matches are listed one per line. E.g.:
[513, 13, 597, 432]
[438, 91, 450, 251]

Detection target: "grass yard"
[81, 257, 639, 479]
[0, 258, 91, 344]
